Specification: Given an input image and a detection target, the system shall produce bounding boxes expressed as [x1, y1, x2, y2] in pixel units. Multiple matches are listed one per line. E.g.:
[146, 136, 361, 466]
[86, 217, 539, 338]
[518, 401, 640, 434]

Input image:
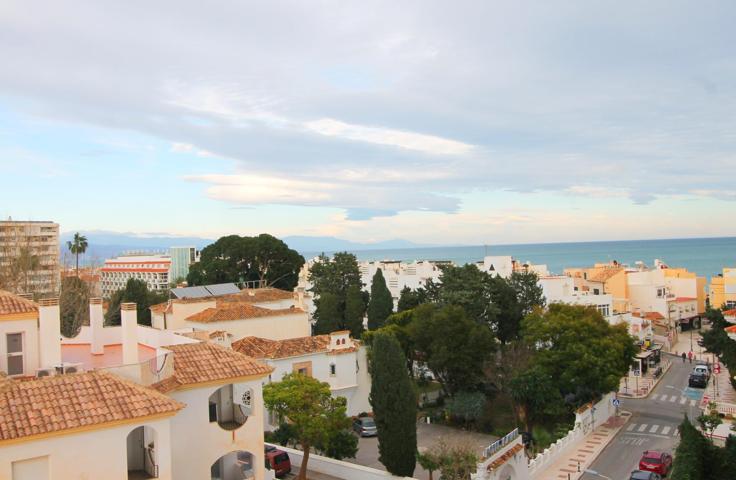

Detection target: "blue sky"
[1, 1, 735, 245]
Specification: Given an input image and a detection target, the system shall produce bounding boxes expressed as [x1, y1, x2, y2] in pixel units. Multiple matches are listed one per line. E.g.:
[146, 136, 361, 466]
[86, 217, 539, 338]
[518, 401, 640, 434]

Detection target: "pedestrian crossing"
[649, 393, 698, 406]
[625, 422, 679, 437]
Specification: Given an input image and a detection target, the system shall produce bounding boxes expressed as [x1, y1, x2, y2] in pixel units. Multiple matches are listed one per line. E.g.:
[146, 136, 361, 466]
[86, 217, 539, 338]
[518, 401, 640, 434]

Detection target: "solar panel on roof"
[171, 286, 211, 299]
[205, 283, 240, 296]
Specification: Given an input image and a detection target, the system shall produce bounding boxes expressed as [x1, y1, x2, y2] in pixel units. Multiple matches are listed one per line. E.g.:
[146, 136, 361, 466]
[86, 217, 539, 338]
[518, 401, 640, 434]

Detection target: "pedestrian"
[682, 352, 686, 363]
[688, 351, 693, 364]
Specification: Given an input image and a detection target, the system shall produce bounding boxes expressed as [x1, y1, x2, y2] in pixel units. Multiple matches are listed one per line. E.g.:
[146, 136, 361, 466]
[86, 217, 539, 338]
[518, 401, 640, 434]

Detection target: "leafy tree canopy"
[344, 284, 367, 338]
[508, 270, 546, 316]
[60, 276, 90, 338]
[263, 373, 351, 480]
[105, 278, 167, 326]
[367, 268, 393, 330]
[187, 234, 304, 290]
[397, 286, 424, 312]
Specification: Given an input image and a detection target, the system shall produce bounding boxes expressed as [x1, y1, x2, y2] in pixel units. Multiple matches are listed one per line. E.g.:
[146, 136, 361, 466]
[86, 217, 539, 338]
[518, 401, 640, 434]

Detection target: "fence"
[482, 428, 519, 459]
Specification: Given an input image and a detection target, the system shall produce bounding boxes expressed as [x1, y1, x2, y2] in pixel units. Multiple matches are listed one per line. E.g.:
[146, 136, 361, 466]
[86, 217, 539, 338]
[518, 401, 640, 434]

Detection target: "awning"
[635, 351, 654, 359]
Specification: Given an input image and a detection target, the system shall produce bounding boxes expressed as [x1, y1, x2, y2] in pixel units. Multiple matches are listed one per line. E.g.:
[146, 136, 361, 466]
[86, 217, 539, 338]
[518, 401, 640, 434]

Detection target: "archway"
[208, 384, 253, 431]
[210, 451, 254, 480]
[127, 425, 158, 479]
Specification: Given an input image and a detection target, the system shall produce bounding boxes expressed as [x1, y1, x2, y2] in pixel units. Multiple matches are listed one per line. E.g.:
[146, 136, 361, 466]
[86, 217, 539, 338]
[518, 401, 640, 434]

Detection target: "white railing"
[482, 428, 519, 459]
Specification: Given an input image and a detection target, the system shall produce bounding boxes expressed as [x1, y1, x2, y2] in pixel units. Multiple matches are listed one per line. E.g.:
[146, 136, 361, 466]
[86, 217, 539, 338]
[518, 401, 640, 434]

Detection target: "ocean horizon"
[301, 236, 736, 281]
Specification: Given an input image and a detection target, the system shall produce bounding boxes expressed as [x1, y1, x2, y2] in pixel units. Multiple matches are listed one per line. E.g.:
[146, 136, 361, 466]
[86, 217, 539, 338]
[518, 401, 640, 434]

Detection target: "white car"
[693, 364, 710, 377]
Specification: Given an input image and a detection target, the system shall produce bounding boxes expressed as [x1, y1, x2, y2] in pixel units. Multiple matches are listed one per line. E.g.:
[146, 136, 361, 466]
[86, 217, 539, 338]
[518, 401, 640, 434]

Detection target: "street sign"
[612, 398, 621, 407]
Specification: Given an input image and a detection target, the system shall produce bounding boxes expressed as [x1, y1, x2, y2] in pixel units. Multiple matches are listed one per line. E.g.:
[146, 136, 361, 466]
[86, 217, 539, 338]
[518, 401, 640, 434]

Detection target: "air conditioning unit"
[54, 363, 84, 375]
[36, 367, 56, 378]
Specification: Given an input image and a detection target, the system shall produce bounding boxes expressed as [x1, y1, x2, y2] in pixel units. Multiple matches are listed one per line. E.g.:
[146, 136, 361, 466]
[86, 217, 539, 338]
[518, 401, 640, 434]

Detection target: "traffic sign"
[612, 398, 621, 407]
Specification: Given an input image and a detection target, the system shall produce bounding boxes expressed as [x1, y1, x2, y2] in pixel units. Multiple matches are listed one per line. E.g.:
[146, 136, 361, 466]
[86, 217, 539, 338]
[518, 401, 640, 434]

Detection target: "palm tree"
[66, 233, 88, 276]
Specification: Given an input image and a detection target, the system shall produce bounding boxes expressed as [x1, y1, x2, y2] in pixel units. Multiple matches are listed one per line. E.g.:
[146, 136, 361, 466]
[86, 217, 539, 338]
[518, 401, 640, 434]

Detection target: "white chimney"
[90, 298, 104, 355]
[120, 303, 139, 365]
[39, 297, 62, 368]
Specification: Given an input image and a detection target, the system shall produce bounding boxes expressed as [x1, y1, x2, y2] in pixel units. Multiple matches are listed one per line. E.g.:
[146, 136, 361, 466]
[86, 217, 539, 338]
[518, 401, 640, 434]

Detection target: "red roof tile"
[185, 303, 304, 323]
[0, 290, 38, 317]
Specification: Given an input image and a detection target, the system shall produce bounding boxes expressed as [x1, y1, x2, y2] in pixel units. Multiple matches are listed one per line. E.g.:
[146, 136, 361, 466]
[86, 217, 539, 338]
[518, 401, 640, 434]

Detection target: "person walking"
[688, 351, 693, 364]
[682, 352, 687, 363]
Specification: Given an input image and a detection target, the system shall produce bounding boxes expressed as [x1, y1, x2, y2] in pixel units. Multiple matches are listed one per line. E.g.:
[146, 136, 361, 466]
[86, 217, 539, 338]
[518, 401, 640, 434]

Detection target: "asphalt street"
[580, 350, 708, 480]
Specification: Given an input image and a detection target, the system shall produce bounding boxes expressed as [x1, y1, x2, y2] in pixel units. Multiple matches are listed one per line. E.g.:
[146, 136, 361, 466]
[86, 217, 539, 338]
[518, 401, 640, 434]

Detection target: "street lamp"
[584, 469, 613, 480]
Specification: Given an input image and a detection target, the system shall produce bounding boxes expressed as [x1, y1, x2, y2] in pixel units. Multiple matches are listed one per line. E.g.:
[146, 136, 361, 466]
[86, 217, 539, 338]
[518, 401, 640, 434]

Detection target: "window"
[6, 333, 24, 376]
[656, 288, 665, 299]
[597, 305, 610, 317]
[330, 364, 336, 376]
[593, 288, 600, 295]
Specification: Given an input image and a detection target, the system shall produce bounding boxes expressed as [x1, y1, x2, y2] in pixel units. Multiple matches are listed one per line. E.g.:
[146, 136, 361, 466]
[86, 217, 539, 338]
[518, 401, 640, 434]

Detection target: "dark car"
[639, 450, 672, 476]
[689, 372, 708, 388]
[264, 445, 291, 477]
[630, 470, 662, 480]
[353, 416, 377, 437]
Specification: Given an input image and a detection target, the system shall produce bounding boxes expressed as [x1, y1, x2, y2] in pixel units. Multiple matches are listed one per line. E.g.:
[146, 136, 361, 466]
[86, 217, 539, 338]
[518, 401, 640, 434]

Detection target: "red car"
[639, 450, 672, 476]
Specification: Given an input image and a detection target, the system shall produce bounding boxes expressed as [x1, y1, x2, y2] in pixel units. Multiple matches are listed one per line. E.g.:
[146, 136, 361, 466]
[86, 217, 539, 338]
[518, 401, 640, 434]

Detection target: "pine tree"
[344, 284, 366, 338]
[369, 332, 417, 477]
[367, 269, 393, 330]
[314, 292, 342, 334]
[670, 416, 705, 480]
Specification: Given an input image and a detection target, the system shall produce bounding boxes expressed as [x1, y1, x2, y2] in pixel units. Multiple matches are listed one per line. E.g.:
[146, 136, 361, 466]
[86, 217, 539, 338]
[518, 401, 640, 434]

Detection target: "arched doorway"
[127, 426, 158, 479]
[208, 384, 253, 431]
[210, 451, 254, 480]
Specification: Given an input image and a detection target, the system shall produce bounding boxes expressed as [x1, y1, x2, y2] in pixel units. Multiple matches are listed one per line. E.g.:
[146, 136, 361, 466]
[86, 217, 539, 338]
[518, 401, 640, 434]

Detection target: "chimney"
[121, 303, 139, 365]
[90, 298, 104, 355]
[39, 297, 62, 368]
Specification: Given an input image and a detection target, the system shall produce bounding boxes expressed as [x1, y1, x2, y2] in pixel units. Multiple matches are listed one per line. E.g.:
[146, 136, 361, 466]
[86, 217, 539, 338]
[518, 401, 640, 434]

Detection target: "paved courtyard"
[346, 422, 497, 479]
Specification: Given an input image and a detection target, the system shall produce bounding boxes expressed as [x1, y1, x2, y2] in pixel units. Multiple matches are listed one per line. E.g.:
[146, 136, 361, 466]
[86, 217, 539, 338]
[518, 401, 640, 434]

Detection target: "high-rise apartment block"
[169, 246, 199, 282]
[100, 254, 171, 298]
[0, 219, 60, 296]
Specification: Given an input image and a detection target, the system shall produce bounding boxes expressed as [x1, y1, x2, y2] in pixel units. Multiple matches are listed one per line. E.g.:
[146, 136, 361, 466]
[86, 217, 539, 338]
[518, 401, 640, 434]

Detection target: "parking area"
[346, 422, 497, 477]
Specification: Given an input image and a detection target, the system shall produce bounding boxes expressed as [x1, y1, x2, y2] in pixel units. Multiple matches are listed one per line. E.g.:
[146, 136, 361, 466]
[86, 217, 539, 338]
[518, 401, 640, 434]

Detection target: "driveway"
[346, 422, 497, 479]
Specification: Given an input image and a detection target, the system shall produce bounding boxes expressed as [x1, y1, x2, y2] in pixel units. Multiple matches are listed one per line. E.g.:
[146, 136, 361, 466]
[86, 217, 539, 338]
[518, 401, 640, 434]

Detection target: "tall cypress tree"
[367, 269, 393, 330]
[314, 292, 341, 334]
[369, 332, 417, 477]
[344, 284, 366, 338]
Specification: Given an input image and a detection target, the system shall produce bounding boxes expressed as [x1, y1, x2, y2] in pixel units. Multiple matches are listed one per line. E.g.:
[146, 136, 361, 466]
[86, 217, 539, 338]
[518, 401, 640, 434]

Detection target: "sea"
[302, 236, 736, 281]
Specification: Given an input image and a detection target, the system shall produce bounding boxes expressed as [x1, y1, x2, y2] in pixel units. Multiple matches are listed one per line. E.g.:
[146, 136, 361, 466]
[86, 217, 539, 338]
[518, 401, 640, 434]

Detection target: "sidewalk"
[618, 359, 671, 398]
[536, 412, 631, 480]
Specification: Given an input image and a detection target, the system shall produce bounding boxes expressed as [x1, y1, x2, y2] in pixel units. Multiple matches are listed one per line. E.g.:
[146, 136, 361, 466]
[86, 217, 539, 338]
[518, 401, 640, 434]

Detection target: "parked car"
[353, 416, 378, 437]
[697, 338, 705, 347]
[689, 372, 708, 388]
[638, 450, 672, 476]
[693, 364, 711, 378]
[264, 445, 291, 477]
[630, 470, 662, 480]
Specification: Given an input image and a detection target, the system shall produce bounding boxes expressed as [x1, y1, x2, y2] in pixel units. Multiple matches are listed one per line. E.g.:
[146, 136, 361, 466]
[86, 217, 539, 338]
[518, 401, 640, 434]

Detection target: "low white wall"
[267, 444, 416, 480]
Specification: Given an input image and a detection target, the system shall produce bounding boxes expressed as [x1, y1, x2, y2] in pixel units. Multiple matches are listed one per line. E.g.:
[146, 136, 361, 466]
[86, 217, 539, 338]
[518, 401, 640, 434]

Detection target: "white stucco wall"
[168, 378, 267, 480]
[0, 417, 174, 480]
[0, 317, 39, 377]
[182, 313, 310, 341]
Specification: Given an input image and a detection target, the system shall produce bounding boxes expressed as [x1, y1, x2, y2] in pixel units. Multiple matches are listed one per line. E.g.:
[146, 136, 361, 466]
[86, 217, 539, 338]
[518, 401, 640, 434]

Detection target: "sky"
[1, 1, 735, 246]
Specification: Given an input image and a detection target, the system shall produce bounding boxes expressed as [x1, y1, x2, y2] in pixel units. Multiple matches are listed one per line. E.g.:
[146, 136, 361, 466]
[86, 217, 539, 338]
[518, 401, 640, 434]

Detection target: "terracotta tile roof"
[233, 335, 331, 359]
[150, 301, 172, 314]
[723, 309, 736, 317]
[0, 371, 184, 443]
[0, 290, 38, 317]
[725, 325, 736, 333]
[184, 303, 304, 323]
[221, 288, 295, 303]
[151, 343, 272, 392]
[632, 311, 666, 321]
[487, 443, 524, 470]
[588, 267, 623, 283]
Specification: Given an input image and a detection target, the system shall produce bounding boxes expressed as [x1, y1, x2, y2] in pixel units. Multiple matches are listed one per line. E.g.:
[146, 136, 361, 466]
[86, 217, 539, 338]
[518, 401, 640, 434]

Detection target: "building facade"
[710, 267, 736, 309]
[0, 220, 59, 296]
[169, 246, 199, 283]
[100, 254, 171, 298]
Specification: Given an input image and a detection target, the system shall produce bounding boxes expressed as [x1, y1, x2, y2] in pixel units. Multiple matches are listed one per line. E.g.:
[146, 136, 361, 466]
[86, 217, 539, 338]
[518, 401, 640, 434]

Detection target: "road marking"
[650, 394, 659, 401]
[627, 423, 636, 431]
[669, 395, 677, 402]
[638, 423, 648, 432]
[661, 426, 671, 435]
[680, 397, 687, 404]
[649, 425, 660, 433]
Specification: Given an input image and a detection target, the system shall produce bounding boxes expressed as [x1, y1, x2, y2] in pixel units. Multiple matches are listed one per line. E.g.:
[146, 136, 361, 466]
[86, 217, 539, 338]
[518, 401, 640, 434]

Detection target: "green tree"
[445, 391, 486, 427]
[59, 276, 90, 338]
[431, 440, 479, 480]
[344, 284, 366, 338]
[409, 305, 496, 395]
[509, 365, 565, 433]
[314, 292, 342, 334]
[697, 402, 723, 442]
[671, 416, 705, 480]
[187, 234, 304, 289]
[105, 278, 167, 326]
[370, 332, 417, 477]
[508, 270, 545, 316]
[66, 232, 88, 275]
[416, 448, 441, 480]
[425, 264, 495, 326]
[316, 429, 358, 460]
[309, 252, 363, 331]
[367, 269, 393, 330]
[397, 286, 423, 312]
[487, 276, 523, 343]
[263, 373, 351, 480]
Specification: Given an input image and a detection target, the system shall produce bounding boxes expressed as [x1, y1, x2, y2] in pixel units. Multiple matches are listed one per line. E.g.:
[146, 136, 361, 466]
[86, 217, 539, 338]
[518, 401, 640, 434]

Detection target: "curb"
[618, 360, 673, 399]
[570, 411, 632, 480]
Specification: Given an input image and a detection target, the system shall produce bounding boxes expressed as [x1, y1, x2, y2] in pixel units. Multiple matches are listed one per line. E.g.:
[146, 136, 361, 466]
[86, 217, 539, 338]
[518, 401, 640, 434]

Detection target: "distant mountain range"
[59, 231, 427, 263]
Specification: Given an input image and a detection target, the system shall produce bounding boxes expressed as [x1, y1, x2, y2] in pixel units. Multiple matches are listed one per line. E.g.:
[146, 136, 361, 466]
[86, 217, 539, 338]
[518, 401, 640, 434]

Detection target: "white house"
[539, 276, 614, 319]
[0, 290, 276, 480]
[232, 331, 371, 430]
[478, 256, 549, 279]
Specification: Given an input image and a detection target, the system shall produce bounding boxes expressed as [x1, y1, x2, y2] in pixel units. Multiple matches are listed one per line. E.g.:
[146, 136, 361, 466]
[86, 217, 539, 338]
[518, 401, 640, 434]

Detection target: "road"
[581, 352, 707, 480]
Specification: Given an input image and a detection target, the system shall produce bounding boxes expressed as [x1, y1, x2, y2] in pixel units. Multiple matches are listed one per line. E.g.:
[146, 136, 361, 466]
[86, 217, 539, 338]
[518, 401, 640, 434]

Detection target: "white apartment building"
[539, 275, 614, 318]
[0, 220, 60, 296]
[232, 331, 371, 430]
[101, 254, 171, 298]
[359, 259, 451, 305]
[627, 266, 704, 329]
[0, 290, 275, 480]
[478, 255, 550, 278]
